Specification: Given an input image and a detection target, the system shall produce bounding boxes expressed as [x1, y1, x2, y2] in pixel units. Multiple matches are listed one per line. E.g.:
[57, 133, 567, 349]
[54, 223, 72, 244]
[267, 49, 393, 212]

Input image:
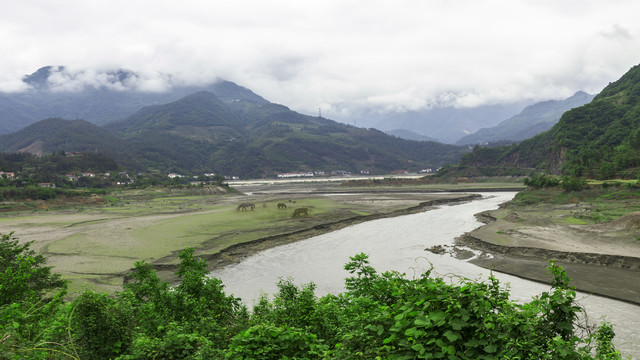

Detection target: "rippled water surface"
[211, 192, 639, 358]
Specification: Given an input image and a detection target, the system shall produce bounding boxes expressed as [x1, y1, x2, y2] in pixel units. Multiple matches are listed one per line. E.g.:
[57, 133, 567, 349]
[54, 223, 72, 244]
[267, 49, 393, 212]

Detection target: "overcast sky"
[2, 0, 640, 118]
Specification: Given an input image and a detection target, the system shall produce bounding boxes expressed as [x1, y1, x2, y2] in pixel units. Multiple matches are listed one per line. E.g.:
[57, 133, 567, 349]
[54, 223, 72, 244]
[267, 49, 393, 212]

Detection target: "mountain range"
[0, 66, 270, 134]
[3, 66, 596, 148]
[1, 67, 588, 147]
[3, 64, 634, 179]
[455, 91, 595, 145]
[0, 85, 466, 178]
[341, 102, 532, 144]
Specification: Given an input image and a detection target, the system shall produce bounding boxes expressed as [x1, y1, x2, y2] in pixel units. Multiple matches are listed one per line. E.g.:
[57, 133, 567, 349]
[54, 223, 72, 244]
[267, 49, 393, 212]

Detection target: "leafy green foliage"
[0, 233, 66, 305]
[226, 324, 328, 359]
[0, 241, 625, 359]
[244, 253, 623, 359]
[0, 232, 68, 359]
[561, 176, 590, 192]
[70, 291, 132, 359]
[4, 90, 467, 178]
[524, 173, 560, 188]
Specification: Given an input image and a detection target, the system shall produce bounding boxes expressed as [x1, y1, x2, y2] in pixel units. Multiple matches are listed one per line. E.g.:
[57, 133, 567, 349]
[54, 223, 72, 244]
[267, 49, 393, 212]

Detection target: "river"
[210, 192, 639, 358]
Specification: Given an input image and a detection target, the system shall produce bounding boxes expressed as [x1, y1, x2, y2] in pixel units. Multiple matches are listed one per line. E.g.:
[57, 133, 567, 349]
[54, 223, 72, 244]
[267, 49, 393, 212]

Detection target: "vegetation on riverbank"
[510, 182, 640, 224]
[0, 235, 624, 359]
[459, 180, 640, 305]
[0, 185, 469, 294]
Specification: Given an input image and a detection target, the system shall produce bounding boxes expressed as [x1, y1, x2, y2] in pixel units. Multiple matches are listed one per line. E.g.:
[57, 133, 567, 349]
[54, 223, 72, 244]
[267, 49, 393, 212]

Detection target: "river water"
[210, 192, 639, 358]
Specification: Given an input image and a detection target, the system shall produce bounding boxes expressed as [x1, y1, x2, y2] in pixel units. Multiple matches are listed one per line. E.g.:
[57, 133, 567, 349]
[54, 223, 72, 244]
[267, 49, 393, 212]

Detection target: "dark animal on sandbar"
[277, 203, 287, 209]
[292, 207, 309, 218]
[237, 202, 255, 211]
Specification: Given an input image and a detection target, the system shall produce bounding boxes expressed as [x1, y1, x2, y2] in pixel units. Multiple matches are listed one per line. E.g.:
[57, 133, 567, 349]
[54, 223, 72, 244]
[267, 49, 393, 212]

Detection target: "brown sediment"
[457, 209, 640, 305]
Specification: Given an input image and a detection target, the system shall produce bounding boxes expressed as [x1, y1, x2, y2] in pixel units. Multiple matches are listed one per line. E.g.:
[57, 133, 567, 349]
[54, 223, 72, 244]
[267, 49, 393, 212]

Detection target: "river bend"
[210, 192, 639, 358]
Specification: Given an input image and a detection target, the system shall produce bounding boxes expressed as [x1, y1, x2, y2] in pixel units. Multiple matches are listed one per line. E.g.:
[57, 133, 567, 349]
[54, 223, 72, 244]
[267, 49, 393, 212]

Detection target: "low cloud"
[1, 0, 640, 118]
[21, 66, 207, 93]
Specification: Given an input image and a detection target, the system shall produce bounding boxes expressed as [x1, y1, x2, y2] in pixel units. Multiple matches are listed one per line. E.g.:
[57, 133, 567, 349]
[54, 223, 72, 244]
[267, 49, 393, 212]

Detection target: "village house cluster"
[0, 171, 15, 179]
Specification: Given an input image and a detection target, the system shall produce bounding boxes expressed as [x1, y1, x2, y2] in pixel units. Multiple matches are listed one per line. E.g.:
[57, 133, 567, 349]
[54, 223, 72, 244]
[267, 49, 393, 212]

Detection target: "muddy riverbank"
[457, 204, 640, 305]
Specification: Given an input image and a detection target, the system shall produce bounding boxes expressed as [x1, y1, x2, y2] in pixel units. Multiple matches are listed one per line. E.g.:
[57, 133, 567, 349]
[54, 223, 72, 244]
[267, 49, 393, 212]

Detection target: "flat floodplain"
[0, 184, 478, 294]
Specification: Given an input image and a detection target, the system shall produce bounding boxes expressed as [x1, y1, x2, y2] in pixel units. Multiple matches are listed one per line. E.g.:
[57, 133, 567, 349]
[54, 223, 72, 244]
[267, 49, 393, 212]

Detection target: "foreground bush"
[0, 232, 625, 359]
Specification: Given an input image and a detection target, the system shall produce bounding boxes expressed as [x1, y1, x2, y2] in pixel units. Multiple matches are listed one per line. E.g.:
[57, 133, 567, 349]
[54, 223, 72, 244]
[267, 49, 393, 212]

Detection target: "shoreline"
[153, 189, 640, 306]
[151, 193, 482, 282]
[457, 211, 640, 305]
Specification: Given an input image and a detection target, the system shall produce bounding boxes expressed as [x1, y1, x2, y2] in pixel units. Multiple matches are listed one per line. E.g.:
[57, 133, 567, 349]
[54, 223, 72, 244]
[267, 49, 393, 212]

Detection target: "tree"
[0, 232, 69, 359]
[561, 176, 589, 192]
[0, 232, 66, 305]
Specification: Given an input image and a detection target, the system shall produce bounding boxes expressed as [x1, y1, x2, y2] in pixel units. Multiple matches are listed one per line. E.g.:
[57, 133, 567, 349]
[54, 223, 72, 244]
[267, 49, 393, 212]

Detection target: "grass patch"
[556, 216, 589, 225]
[512, 187, 640, 224]
[103, 195, 120, 204]
[1, 185, 473, 294]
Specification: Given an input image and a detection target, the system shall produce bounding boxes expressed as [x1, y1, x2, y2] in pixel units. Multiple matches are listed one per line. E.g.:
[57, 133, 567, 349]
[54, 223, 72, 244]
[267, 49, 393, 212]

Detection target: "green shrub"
[524, 173, 560, 188]
[226, 324, 328, 359]
[71, 291, 132, 359]
[561, 176, 589, 192]
[0, 241, 625, 359]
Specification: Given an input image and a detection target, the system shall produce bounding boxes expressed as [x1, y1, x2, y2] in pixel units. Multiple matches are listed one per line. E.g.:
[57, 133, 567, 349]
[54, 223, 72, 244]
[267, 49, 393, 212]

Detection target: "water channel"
[210, 192, 639, 358]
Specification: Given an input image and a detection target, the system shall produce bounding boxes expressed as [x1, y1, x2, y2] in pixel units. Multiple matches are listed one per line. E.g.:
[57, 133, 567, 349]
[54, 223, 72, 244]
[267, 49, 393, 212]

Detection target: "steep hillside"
[455, 91, 594, 145]
[0, 118, 127, 156]
[444, 64, 640, 179]
[108, 91, 466, 177]
[549, 66, 640, 178]
[106, 91, 242, 139]
[1, 88, 467, 178]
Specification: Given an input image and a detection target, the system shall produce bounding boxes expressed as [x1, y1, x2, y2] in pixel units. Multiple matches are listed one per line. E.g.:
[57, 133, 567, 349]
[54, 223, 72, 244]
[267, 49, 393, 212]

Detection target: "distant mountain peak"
[455, 91, 594, 145]
[21, 66, 142, 92]
[22, 66, 65, 89]
[0, 66, 274, 132]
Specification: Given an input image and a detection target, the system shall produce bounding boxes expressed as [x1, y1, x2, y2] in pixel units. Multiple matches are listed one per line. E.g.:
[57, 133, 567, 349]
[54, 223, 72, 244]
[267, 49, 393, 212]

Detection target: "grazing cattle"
[237, 202, 255, 211]
[277, 202, 287, 209]
[292, 207, 309, 218]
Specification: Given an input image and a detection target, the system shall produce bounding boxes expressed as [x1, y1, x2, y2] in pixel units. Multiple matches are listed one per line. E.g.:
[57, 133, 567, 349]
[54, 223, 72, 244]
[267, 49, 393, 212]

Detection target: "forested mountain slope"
[107, 91, 466, 177]
[442, 63, 640, 179]
[1, 89, 467, 178]
[0, 118, 127, 156]
[455, 91, 594, 145]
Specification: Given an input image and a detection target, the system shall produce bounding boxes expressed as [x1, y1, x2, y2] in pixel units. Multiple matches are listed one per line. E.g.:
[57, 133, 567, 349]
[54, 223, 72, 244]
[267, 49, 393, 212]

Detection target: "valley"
[0, 180, 506, 294]
[2, 2, 639, 356]
[2, 178, 638, 308]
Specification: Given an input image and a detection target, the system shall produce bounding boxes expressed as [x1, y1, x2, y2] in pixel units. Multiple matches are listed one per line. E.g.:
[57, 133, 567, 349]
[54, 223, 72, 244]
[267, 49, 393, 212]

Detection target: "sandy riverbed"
[457, 201, 640, 304]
